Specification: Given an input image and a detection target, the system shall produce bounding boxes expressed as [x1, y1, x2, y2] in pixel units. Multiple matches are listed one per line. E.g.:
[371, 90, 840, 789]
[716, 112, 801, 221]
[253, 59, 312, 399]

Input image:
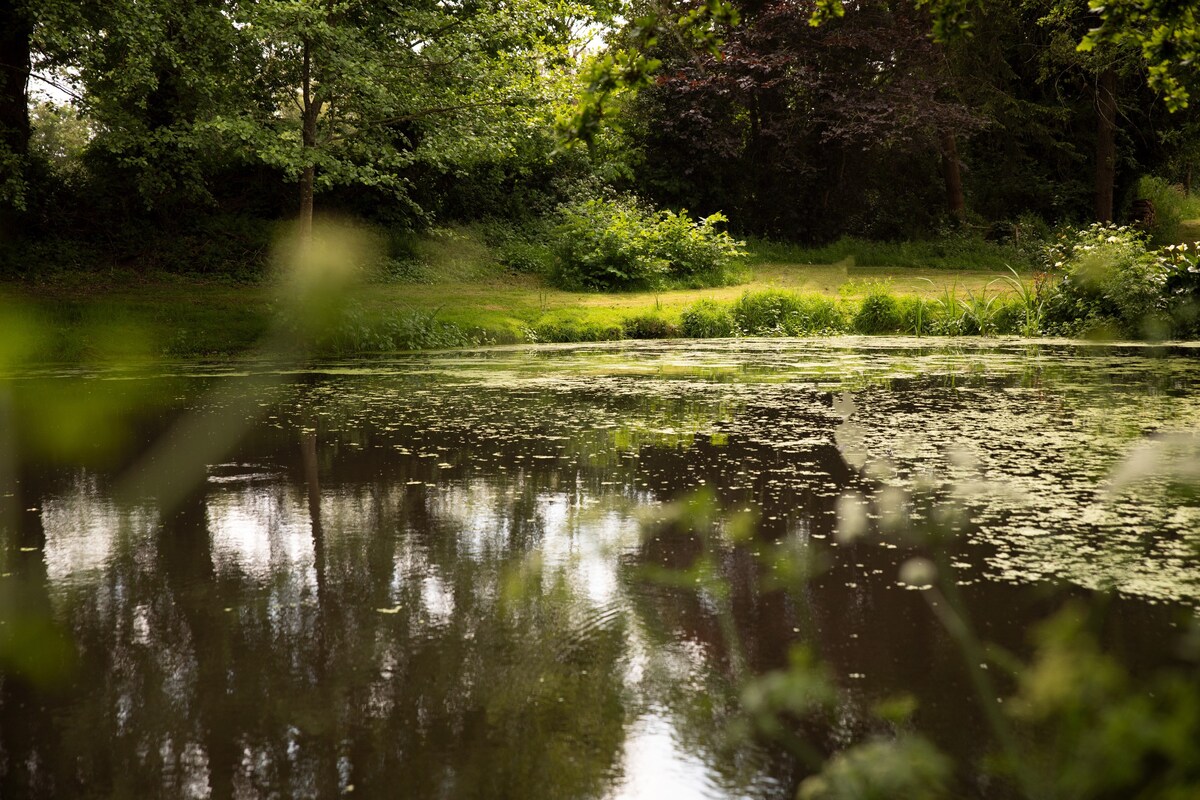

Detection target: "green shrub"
[498, 239, 554, 274]
[794, 296, 848, 333]
[852, 286, 903, 334]
[297, 302, 476, 355]
[651, 209, 745, 282]
[991, 297, 1025, 335]
[680, 299, 737, 338]
[476, 219, 555, 274]
[528, 316, 624, 343]
[1160, 242, 1200, 337]
[731, 290, 848, 336]
[1040, 224, 1168, 337]
[553, 197, 746, 291]
[733, 290, 803, 335]
[552, 198, 666, 290]
[622, 314, 679, 339]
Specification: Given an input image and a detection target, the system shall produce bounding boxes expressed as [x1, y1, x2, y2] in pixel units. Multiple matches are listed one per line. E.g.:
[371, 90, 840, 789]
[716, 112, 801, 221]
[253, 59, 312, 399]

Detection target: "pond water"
[1, 338, 1198, 799]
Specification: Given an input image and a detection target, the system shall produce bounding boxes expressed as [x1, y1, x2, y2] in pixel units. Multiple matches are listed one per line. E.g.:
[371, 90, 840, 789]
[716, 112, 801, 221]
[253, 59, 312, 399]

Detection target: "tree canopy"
[1, 0, 1198, 255]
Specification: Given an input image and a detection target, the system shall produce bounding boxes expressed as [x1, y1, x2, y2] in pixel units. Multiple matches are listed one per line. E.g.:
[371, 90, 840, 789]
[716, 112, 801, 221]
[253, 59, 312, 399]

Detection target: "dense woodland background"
[0, 0, 1198, 276]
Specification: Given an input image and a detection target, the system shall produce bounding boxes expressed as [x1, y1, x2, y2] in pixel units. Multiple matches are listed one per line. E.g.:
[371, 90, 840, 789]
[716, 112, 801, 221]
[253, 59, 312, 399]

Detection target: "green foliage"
[731, 290, 803, 335]
[651, 209, 745, 280]
[28, 102, 91, 179]
[798, 736, 954, 800]
[1080, 0, 1200, 111]
[747, 234, 1032, 272]
[994, 267, 1048, 337]
[553, 198, 667, 290]
[1159, 242, 1200, 337]
[957, 286, 1003, 336]
[621, 313, 678, 339]
[814, 0, 1198, 112]
[927, 283, 965, 335]
[680, 299, 737, 338]
[286, 301, 478, 355]
[528, 315, 624, 343]
[553, 197, 745, 291]
[474, 219, 557, 275]
[1135, 175, 1190, 245]
[0, 214, 277, 279]
[498, 238, 555, 276]
[989, 297, 1026, 335]
[732, 290, 846, 336]
[852, 285, 903, 334]
[556, 0, 738, 145]
[1040, 224, 1170, 337]
[897, 295, 932, 336]
[1009, 606, 1200, 798]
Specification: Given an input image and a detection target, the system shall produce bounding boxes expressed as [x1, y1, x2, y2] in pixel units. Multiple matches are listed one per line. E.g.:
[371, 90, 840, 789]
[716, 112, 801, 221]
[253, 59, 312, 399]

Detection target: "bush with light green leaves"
[552, 197, 746, 291]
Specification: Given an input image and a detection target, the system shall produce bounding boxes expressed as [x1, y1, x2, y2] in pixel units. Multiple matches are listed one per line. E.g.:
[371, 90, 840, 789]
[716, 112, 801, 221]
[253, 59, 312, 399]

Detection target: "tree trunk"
[1094, 68, 1118, 223]
[0, 1, 31, 226]
[939, 129, 966, 225]
[298, 38, 317, 241]
[0, 2, 31, 158]
[299, 163, 315, 241]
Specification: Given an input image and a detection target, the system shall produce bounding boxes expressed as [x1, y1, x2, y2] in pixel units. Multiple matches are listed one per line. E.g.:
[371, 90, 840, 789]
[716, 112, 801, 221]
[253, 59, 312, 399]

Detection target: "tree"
[1080, 0, 1200, 112]
[215, 0, 579, 237]
[31, 0, 257, 213]
[0, 0, 33, 213]
[623, 0, 981, 240]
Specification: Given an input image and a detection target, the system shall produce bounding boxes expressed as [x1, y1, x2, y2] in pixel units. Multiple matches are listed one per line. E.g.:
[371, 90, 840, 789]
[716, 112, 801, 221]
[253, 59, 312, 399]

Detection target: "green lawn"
[372, 261, 1021, 339]
[0, 257, 1030, 359]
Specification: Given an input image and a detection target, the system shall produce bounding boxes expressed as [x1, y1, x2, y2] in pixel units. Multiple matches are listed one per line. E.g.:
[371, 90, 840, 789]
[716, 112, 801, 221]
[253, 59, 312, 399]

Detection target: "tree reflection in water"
[1, 341, 1196, 798]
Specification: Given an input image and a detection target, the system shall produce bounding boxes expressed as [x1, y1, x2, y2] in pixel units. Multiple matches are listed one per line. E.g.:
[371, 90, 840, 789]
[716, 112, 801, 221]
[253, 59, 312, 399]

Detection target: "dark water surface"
[2, 338, 1198, 799]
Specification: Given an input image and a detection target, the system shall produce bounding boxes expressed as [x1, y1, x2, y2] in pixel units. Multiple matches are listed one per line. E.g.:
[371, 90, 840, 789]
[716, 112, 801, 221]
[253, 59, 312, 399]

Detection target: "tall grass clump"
[622, 313, 679, 339]
[680, 299, 737, 338]
[926, 282, 965, 335]
[851, 284, 903, 334]
[295, 302, 477, 355]
[795, 295, 847, 333]
[732, 290, 847, 336]
[897, 296, 932, 336]
[995, 266, 1047, 336]
[528, 316, 624, 343]
[957, 286, 1003, 335]
[553, 197, 746, 291]
[732, 290, 803, 335]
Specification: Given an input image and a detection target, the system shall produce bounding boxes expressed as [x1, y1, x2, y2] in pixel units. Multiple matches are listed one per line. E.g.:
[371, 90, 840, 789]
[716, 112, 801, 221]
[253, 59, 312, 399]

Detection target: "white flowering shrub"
[1039, 224, 1199, 338]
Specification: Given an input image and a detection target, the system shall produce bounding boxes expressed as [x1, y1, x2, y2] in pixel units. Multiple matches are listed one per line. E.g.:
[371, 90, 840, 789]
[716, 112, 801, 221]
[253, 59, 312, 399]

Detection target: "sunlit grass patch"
[0, 223, 1053, 358]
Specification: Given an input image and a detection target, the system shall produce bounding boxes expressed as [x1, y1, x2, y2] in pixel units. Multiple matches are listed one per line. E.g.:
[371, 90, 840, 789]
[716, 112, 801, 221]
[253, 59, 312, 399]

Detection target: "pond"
[1, 337, 1198, 799]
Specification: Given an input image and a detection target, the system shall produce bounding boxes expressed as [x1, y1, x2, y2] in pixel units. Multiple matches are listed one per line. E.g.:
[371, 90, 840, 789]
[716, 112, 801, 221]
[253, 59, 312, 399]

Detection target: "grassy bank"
[2, 235, 1034, 360]
[22, 209, 1200, 358]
